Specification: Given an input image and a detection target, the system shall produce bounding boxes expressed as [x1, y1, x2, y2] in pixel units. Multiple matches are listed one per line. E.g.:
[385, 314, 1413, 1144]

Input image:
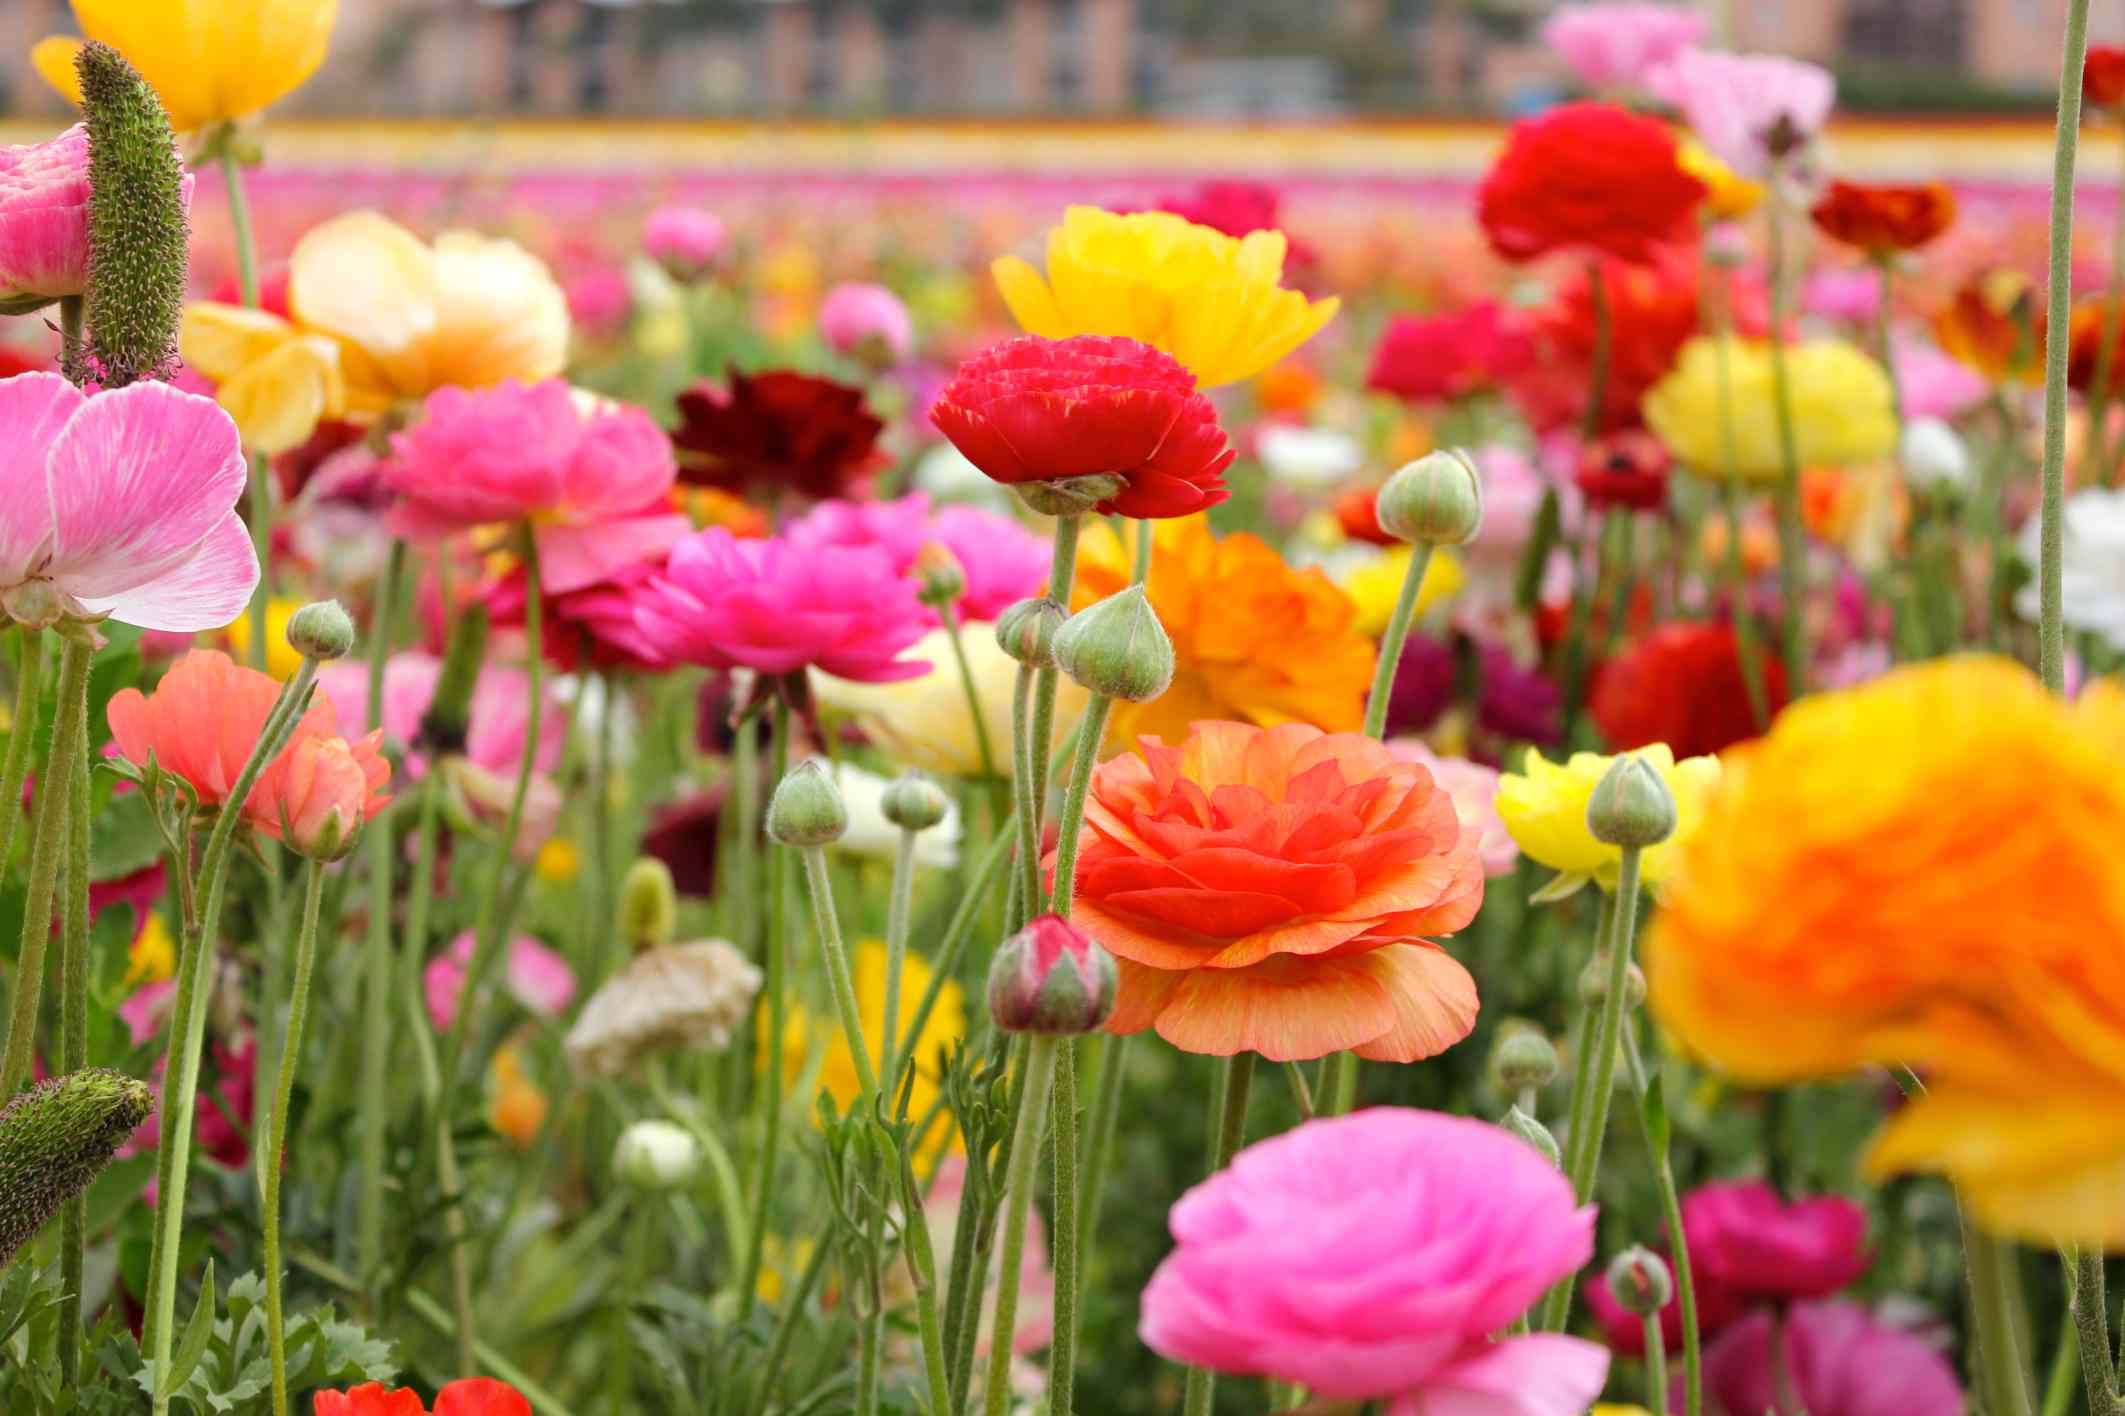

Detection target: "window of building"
[1844, 0, 1966, 68]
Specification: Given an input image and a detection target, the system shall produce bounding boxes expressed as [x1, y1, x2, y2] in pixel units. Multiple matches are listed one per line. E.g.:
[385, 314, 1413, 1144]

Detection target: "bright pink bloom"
[1803, 267, 1885, 327]
[642, 205, 727, 279]
[785, 493, 1048, 622]
[1648, 49, 1837, 177]
[1897, 337, 1990, 421]
[386, 379, 688, 594]
[0, 374, 256, 630]
[1367, 303, 1534, 403]
[819, 282, 915, 365]
[1140, 1108, 1607, 1411]
[1682, 1180, 1870, 1300]
[424, 930, 577, 1032]
[565, 266, 632, 339]
[1385, 742, 1519, 877]
[1540, 4, 1707, 92]
[1687, 1300, 1965, 1416]
[634, 527, 931, 682]
[0, 125, 91, 312]
[317, 652, 567, 779]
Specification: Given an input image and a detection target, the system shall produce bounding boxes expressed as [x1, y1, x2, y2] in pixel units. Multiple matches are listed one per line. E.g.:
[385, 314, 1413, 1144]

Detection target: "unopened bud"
[1586, 754, 1676, 848]
[0, 1067, 153, 1264]
[881, 772, 951, 832]
[618, 857, 679, 952]
[1491, 1029, 1559, 1094]
[1016, 473, 1126, 517]
[612, 1118, 701, 1190]
[1376, 449, 1484, 546]
[1499, 1105, 1561, 1168]
[912, 542, 966, 608]
[76, 43, 188, 388]
[768, 759, 847, 847]
[286, 600, 356, 662]
[1052, 585, 1173, 702]
[996, 596, 1066, 669]
[1606, 1246, 1674, 1315]
[1579, 954, 1648, 1010]
[987, 913, 1117, 1035]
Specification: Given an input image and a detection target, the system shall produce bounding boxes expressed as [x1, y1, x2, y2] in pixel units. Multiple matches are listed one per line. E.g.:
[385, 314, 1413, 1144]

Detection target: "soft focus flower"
[819, 281, 914, 365]
[1254, 424, 1361, 493]
[642, 205, 727, 280]
[786, 493, 1048, 623]
[1367, 303, 1534, 403]
[1497, 744, 1718, 892]
[1591, 622, 1785, 759]
[1810, 181, 1957, 256]
[671, 367, 885, 502]
[1076, 722, 1482, 1062]
[1645, 337, 1897, 483]
[1803, 266, 1886, 327]
[314, 1379, 531, 1416]
[1901, 417, 1973, 494]
[223, 596, 305, 680]
[486, 1045, 547, 1150]
[1931, 267, 2043, 386]
[122, 911, 176, 989]
[1648, 49, 1837, 177]
[827, 760, 960, 869]
[1676, 137, 1765, 220]
[932, 335, 1234, 518]
[636, 527, 930, 682]
[1386, 742, 1518, 877]
[0, 374, 257, 631]
[125, 1032, 255, 1172]
[2069, 299, 2125, 394]
[1540, 3, 1707, 92]
[2086, 46, 2125, 112]
[2015, 487, 2125, 648]
[1682, 1180, 1870, 1301]
[35, 0, 337, 133]
[1510, 253, 1706, 436]
[286, 212, 569, 418]
[1152, 179, 1302, 249]
[318, 652, 567, 779]
[1074, 518, 1374, 749]
[1141, 1108, 1606, 1410]
[1644, 657, 2125, 1244]
[424, 931, 577, 1033]
[1337, 545, 1465, 637]
[1387, 636, 1565, 752]
[1479, 102, 1705, 265]
[1575, 431, 1673, 512]
[566, 939, 762, 1078]
[991, 205, 1337, 387]
[0, 125, 91, 314]
[1690, 1301, 1964, 1416]
[1898, 336, 1991, 420]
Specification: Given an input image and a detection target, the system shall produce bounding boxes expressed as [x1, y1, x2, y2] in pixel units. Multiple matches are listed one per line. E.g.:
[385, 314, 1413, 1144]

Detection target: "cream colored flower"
[564, 940, 763, 1079]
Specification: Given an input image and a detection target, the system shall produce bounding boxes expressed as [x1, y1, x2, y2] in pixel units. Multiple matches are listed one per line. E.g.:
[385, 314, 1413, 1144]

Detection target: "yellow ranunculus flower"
[992, 205, 1339, 387]
[1644, 336, 1898, 485]
[1591, 1407, 1655, 1416]
[222, 596, 305, 680]
[1675, 136, 1763, 221]
[34, 0, 337, 134]
[1495, 745, 1720, 893]
[122, 911, 176, 988]
[1336, 545, 1465, 637]
[180, 303, 345, 455]
[286, 211, 569, 417]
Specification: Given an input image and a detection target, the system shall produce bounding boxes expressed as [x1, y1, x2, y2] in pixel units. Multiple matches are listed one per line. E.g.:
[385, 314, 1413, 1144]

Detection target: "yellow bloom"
[1591, 1407, 1655, 1416]
[122, 911, 176, 988]
[535, 838, 580, 884]
[222, 597, 304, 680]
[34, 0, 337, 133]
[993, 205, 1339, 387]
[1336, 546, 1465, 637]
[1644, 336, 1898, 485]
[1675, 137, 1763, 221]
[1495, 745, 1720, 893]
[286, 211, 569, 418]
[180, 304, 345, 455]
[1074, 518, 1375, 751]
[756, 1234, 817, 1305]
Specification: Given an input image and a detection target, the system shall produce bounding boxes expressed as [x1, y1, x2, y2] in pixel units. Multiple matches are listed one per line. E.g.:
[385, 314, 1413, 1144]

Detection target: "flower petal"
[1351, 944, 1480, 1063]
[69, 511, 258, 632]
[0, 372, 83, 582]
[1383, 1334, 1610, 1416]
[1152, 954, 1395, 1062]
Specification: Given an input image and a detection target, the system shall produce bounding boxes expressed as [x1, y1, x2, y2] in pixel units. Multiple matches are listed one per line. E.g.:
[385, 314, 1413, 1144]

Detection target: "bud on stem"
[0, 1067, 152, 1264]
[75, 44, 188, 389]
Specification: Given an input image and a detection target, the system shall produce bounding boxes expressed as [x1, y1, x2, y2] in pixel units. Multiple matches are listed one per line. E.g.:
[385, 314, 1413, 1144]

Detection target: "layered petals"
[36, 0, 337, 132]
[1479, 102, 1705, 266]
[0, 124, 91, 311]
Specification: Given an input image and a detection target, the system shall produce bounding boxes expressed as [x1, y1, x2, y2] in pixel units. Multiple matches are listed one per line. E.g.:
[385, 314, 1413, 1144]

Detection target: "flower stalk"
[982, 1034, 1057, 1416]
[1763, 152, 1813, 694]
[355, 539, 404, 1284]
[54, 663, 89, 1379]
[737, 693, 794, 1316]
[1180, 1049, 1257, 1416]
[264, 861, 329, 1416]
[2039, 0, 2094, 697]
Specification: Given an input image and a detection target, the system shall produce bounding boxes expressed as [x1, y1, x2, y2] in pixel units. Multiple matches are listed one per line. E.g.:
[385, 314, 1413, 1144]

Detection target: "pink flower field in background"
[1540, 3, 1708, 94]
[424, 931, 577, 1033]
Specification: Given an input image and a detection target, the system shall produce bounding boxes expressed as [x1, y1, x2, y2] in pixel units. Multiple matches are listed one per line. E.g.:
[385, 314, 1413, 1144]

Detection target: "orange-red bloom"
[1809, 181, 1957, 256]
[2069, 299, 2125, 394]
[1478, 101, 1705, 266]
[2087, 46, 2125, 111]
[1065, 721, 1483, 1063]
[1933, 269, 2044, 387]
[314, 1379, 529, 1416]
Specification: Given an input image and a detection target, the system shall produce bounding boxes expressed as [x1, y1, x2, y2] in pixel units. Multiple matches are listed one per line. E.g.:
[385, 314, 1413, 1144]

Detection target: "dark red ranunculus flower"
[1508, 253, 1707, 435]
[1335, 485, 1397, 546]
[672, 368, 886, 502]
[1575, 431, 1673, 512]
[1479, 101, 1706, 266]
[1366, 301, 1535, 403]
[271, 419, 366, 500]
[2088, 46, 2125, 110]
[641, 786, 729, 897]
[1810, 180, 1957, 256]
[930, 334, 1235, 519]
[2068, 299, 2125, 394]
[1590, 621, 1787, 759]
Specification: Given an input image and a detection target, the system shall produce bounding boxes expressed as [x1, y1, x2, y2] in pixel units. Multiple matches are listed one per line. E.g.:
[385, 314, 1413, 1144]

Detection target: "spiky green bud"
[418, 602, 490, 758]
[75, 43, 188, 389]
[0, 1068, 152, 1264]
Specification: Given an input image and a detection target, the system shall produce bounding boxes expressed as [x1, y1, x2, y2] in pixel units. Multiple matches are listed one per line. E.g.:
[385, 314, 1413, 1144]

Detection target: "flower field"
[5, 3, 2125, 1415]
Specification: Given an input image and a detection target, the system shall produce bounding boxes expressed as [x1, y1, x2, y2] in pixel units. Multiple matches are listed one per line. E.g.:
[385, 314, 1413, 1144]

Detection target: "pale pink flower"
[1387, 742, 1518, 877]
[1540, 4, 1707, 92]
[1648, 49, 1837, 177]
[1688, 1300, 1965, 1416]
[0, 125, 90, 312]
[0, 374, 257, 630]
[318, 652, 568, 779]
[643, 205, 727, 280]
[1140, 1108, 1607, 1412]
[819, 282, 915, 365]
[424, 930, 577, 1032]
[1896, 337, 1989, 421]
[386, 379, 689, 594]
[634, 527, 931, 682]
[786, 493, 1048, 621]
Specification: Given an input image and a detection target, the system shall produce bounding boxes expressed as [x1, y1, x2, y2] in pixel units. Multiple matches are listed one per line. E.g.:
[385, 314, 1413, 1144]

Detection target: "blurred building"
[1, 0, 2118, 119]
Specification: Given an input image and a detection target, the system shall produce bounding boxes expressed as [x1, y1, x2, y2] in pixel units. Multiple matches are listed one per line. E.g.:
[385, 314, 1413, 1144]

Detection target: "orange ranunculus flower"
[1932, 268, 2044, 387]
[2068, 299, 2125, 395]
[271, 733, 388, 860]
[1809, 180, 1956, 256]
[1067, 721, 1484, 1062]
[1646, 657, 2125, 1245]
[1072, 518, 1375, 751]
[107, 650, 388, 843]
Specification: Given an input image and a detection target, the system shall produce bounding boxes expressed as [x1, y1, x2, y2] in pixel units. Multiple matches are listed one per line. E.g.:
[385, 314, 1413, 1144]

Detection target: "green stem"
[1964, 1219, 2034, 1416]
[355, 540, 404, 1286]
[940, 600, 999, 781]
[2069, 1246, 2120, 1416]
[1011, 661, 1041, 923]
[220, 150, 271, 675]
[1582, 257, 1614, 440]
[1076, 1033, 1129, 1267]
[799, 845, 876, 1097]
[588, 670, 618, 982]
[54, 669, 88, 1380]
[731, 700, 762, 962]
[1180, 1052, 1257, 1416]
[1048, 1038, 1081, 1414]
[1362, 542, 1436, 741]
[265, 862, 327, 1416]
[898, 1143, 955, 1416]
[56, 296, 84, 380]
[1763, 157, 1812, 694]
[1716, 480, 1771, 729]
[1876, 259, 1903, 421]
[751, 1232, 833, 1416]
[1624, 1026, 1701, 1416]
[2047, 1325, 2086, 1416]
[737, 695, 794, 1317]
[2039, 0, 2094, 695]
[1025, 515, 1085, 910]
[0, 629, 45, 869]
[891, 831, 1013, 1106]
[1045, 695, 1113, 915]
[983, 1036, 1058, 1416]
[1645, 1311, 1670, 1416]
[881, 825, 918, 1088]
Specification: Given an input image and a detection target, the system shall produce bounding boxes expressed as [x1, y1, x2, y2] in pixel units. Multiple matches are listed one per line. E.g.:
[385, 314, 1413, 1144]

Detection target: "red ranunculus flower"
[1479, 101, 1706, 266]
[2068, 299, 2125, 394]
[314, 1379, 530, 1416]
[930, 334, 1235, 519]
[1366, 301, 1534, 403]
[671, 367, 886, 502]
[1589, 621, 1787, 759]
[1508, 253, 1706, 435]
[2087, 46, 2125, 110]
[1810, 180, 1957, 256]
[1334, 485, 1396, 546]
[1574, 430, 1673, 512]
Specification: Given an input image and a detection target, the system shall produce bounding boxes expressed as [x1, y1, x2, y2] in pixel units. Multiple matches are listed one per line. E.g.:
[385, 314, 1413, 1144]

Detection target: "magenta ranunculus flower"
[1140, 1108, 1608, 1412]
[0, 373, 257, 631]
[424, 930, 577, 1032]
[1648, 48, 1837, 177]
[786, 493, 1047, 622]
[819, 281, 915, 365]
[318, 653, 568, 779]
[1687, 1300, 1965, 1416]
[0, 124, 90, 313]
[386, 379, 689, 594]
[633, 527, 931, 682]
[643, 204, 728, 281]
[1682, 1180, 1870, 1301]
[1540, 4, 1707, 92]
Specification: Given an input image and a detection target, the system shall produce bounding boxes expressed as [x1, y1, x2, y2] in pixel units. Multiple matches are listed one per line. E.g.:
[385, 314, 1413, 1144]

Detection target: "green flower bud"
[1376, 449, 1485, 546]
[1015, 473, 1126, 517]
[1499, 1104, 1561, 1168]
[1052, 585, 1174, 702]
[1490, 1028, 1560, 1094]
[286, 600, 356, 662]
[417, 602, 489, 759]
[768, 759, 847, 847]
[1606, 1246, 1674, 1315]
[1578, 954, 1648, 1010]
[912, 541, 967, 609]
[881, 772, 951, 832]
[995, 596, 1067, 669]
[1586, 753, 1677, 848]
[618, 857, 679, 953]
[987, 913, 1118, 1035]
[76, 43, 188, 389]
[612, 1119, 701, 1190]
[0, 1067, 153, 1264]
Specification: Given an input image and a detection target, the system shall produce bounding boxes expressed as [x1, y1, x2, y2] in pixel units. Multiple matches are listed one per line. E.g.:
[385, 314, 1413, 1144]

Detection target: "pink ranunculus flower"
[633, 527, 931, 682]
[1896, 337, 1990, 422]
[0, 374, 257, 630]
[1802, 266, 1885, 327]
[1682, 1180, 1871, 1301]
[643, 204, 728, 281]
[0, 124, 90, 312]
[386, 379, 689, 594]
[1686, 1300, 1965, 1416]
[318, 652, 568, 779]
[1140, 1108, 1608, 1413]
[819, 281, 915, 366]
[1540, 4, 1708, 93]
[1386, 742, 1518, 877]
[786, 493, 1048, 622]
[1648, 49, 1837, 177]
[424, 930, 577, 1032]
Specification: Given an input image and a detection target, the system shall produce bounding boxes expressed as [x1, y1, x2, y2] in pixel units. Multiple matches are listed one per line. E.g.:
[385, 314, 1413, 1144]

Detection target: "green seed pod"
[1052, 585, 1174, 703]
[1586, 753, 1677, 848]
[0, 1067, 153, 1264]
[286, 600, 356, 662]
[768, 759, 847, 847]
[76, 43, 188, 388]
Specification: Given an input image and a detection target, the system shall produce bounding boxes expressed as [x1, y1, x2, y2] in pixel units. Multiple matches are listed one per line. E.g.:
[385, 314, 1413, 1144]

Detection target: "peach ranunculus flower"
[1071, 721, 1484, 1062]
[1073, 517, 1375, 752]
[1645, 656, 2125, 1246]
[33, 0, 337, 134]
[269, 732, 387, 860]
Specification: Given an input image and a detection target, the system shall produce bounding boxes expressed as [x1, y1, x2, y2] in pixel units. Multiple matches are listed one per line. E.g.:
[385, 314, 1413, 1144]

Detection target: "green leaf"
[1528, 871, 1591, 905]
[160, 1259, 215, 1400]
[88, 789, 164, 883]
[1643, 1073, 1671, 1160]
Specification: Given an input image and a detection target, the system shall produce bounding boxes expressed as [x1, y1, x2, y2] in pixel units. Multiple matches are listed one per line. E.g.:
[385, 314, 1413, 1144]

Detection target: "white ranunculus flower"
[1256, 424, 1364, 492]
[2017, 487, 2125, 649]
[1900, 417, 1971, 493]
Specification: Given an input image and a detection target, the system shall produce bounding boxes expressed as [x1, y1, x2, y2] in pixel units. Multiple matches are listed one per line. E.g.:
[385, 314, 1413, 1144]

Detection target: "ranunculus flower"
[1479, 102, 1705, 266]
[819, 281, 914, 365]
[35, 0, 337, 133]
[387, 379, 687, 594]
[1497, 744, 1719, 893]
[991, 204, 1338, 387]
[1367, 302, 1534, 403]
[318, 652, 567, 779]
[1682, 1180, 1870, 1301]
[1254, 423, 1361, 493]
[1644, 336, 1897, 484]
[1508, 252, 1708, 436]
[931, 335, 1235, 519]
[424, 931, 577, 1033]
[1802, 266, 1885, 327]
[2013, 487, 2125, 650]
[1540, 3, 1707, 92]
[1386, 742, 1519, 877]
[1075, 722, 1483, 1062]
[1575, 430, 1673, 512]
[1811, 180, 1957, 256]
[1648, 49, 1837, 178]
[0, 125, 94, 315]
[2069, 299, 2125, 395]
[0, 374, 258, 631]
[786, 493, 1048, 623]
[671, 367, 885, 503]
[1932, 268, 2044, 386]
[270, 732, 387, 860]
[313, 1378, 531, 1416]
[1591, 622, 1786, 759]
[179, 301, 346, 455]
[1140, 1108, 1607, 1411]
[1151, 179, 1305, 254]
[635, 527, 930, 682]
[1689, 1301, 1965, 1416]
[642, 204, 727, 280]
[2088, 46, 2125, 111]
